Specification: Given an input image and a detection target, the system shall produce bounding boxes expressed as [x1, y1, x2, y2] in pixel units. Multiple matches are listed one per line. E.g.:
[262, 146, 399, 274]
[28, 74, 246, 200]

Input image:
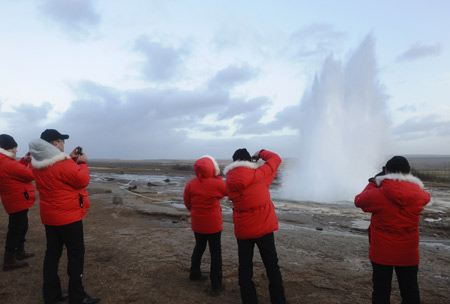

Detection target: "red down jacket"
[355, 174, 430, 266]
[0, 149, 36, 214]
[224, 150, 281, 239]
[184, 156, 226, 234]
[29, 138, 90, 226]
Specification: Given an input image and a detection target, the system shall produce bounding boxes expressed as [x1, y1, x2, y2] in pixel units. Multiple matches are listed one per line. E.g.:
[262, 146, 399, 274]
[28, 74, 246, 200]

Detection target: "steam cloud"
[280, 35, 390, 202]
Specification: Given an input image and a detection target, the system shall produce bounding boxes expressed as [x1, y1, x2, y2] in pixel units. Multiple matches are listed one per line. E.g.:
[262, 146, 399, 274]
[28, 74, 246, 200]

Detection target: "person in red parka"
[184, 155, 226, 294]
[29, 129, 100, 304]
[0, 134, 36, 271]
[355, 156, 430, 304]
[224, 148, 288, 304]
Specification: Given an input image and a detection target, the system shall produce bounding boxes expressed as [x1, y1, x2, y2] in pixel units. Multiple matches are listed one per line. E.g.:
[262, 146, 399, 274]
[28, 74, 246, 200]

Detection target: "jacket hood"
[194, 155, 220, 179]
[376, 173, 426, 207]
[223, 160, 259, 176]
[29, 138, 70, 170]
[0, 147, 15, 159]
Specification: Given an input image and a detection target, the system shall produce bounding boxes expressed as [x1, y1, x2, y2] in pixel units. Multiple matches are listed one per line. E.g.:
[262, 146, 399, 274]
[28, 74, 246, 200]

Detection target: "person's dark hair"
[0, 134, 17, 150]
[232, 148, 251, 162]
[385, 156, 410, 174]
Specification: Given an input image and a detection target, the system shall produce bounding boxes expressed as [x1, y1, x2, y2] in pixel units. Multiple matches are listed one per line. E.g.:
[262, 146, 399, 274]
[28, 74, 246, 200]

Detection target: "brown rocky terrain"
[1, 159, 449, 303]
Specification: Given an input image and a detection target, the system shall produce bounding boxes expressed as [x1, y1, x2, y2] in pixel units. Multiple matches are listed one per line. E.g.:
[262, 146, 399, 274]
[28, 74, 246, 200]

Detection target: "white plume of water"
[281, 35, 390, 202]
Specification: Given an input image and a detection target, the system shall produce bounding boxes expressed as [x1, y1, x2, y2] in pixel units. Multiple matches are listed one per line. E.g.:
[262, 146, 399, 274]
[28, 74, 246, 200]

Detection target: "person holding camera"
[224, 148, 288, 304]
[0, 134, 36, 271]
[355, 156, 430, 304]
[29, 129, 100, 304]
[183, 155, 227, 294]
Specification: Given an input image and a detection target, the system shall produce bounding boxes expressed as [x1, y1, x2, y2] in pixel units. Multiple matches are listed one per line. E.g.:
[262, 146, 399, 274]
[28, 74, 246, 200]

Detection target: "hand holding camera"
[251, 149, 265, 163]
[24, 152, 32, 162]
[71, 146, 87, 164]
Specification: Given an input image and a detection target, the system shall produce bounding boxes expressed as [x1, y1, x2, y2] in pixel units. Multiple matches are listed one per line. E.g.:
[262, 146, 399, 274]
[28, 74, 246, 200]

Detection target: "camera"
[76, 147, 83, 155]
[251, 156, 259, 163]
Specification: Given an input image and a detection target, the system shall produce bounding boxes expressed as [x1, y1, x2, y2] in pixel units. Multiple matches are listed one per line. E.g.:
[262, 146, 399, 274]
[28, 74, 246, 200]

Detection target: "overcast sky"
[1, 0, 449, 160]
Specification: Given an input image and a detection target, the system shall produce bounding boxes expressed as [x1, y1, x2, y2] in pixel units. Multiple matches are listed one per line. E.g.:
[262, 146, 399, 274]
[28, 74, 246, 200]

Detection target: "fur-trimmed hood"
[375, 173, 424, 189]
[29, 138, 71, 170]
[194, 155, 221, 178]
[223, 160, 259, 175]
[375, 173, 427, 208]
[0, 147, 15, 159]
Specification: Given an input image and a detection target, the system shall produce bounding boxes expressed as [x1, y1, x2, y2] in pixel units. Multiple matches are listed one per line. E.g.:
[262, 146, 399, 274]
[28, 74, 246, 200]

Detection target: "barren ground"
[1, 160, 449, 304]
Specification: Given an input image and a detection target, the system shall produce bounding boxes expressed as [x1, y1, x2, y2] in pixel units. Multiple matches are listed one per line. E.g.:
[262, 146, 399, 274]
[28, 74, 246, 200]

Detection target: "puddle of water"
[351, 219, 370, 230]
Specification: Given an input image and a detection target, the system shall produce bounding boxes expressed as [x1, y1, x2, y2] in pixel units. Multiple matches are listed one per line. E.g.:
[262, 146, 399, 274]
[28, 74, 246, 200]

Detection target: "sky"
[1, 0, 449, 160]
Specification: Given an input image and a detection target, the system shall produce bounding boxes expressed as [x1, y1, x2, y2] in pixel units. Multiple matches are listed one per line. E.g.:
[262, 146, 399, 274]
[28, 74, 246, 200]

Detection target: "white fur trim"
[200, 155, 220, 176]
[31, 152, 71, 169]
[224, 160, 259, 175]
[29, 138, 71, 170]
[375, 173, 424, 189]
[0, 147, 15, 159]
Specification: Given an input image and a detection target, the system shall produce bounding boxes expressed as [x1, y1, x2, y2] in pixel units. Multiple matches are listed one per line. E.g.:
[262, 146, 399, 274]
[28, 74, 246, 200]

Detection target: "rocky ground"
[1, 160, 449, 304]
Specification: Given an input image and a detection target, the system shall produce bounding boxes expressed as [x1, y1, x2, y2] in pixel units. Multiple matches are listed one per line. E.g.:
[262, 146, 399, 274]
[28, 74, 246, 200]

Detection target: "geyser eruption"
[281, 35, 390, 202]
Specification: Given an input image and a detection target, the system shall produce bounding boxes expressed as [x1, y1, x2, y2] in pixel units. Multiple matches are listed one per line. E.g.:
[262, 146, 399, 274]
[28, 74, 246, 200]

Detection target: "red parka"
[355, 174, 430, 266]
[29, 139, 90, 226]
[184, 156, 226, 234]
[224, 150, 281, 239]
[0, 149, 36, 214]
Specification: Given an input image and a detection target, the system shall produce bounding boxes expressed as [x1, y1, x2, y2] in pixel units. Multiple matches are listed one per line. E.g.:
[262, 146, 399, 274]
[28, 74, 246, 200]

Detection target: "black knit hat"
[385, 156, 410, 174]
[232, 148, 251, 162]
[0, 134, 18, 150]
[40, 129, 69, 143]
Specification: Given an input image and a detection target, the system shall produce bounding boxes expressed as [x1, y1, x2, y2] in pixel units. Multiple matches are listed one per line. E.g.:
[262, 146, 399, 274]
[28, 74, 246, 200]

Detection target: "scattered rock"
[164, 178, 170, 183]
[104, 190, 112, 193]
[113, 195, 123, 205]
[316, 227, 323, 231]
[127, 185, 137, 190]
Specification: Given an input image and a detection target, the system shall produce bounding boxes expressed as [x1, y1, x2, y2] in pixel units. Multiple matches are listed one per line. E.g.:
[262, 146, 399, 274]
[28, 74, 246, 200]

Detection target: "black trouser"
[237, 232, 286, 304]
[43, 220, 87, 304]
[5, 209, 29, 252]
[371, 261, 420, 304]
[190, 231, 222, 290]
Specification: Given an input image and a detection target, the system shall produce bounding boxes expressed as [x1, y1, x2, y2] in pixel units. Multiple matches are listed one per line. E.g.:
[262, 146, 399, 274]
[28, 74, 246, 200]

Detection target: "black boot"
[15, 242, 35, 260]
[80, 295, 101, 304]
[3, 251, 29, 271]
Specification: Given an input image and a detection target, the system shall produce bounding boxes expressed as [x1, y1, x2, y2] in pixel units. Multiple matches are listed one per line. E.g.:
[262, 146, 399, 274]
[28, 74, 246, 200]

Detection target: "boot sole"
[3, 263, 29, 271]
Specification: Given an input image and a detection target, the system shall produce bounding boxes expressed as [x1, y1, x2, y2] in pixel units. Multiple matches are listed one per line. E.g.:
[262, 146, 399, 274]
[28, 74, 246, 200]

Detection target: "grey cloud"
[272, 104, 302, 131]
[191, 124, 229, 135]
[38, 0, 100, 39]
[290, 23, 346, 59]
[0, 102, 53, 155]
[233, 108, 272, 135]
[217, 97, 271, 120]
[134, 36, 190, 82]
[397, 104, 417, 113]
[393, 114, 450, 140]
[396, 43, 442, 62]
[208, 64, 259, 91]
[3, 70, 285, 159]
[45, 80, 275, 158]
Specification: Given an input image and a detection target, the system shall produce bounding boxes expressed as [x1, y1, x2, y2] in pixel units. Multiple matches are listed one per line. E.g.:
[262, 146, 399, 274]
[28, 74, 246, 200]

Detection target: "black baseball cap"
[40, 129, 69, 143]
